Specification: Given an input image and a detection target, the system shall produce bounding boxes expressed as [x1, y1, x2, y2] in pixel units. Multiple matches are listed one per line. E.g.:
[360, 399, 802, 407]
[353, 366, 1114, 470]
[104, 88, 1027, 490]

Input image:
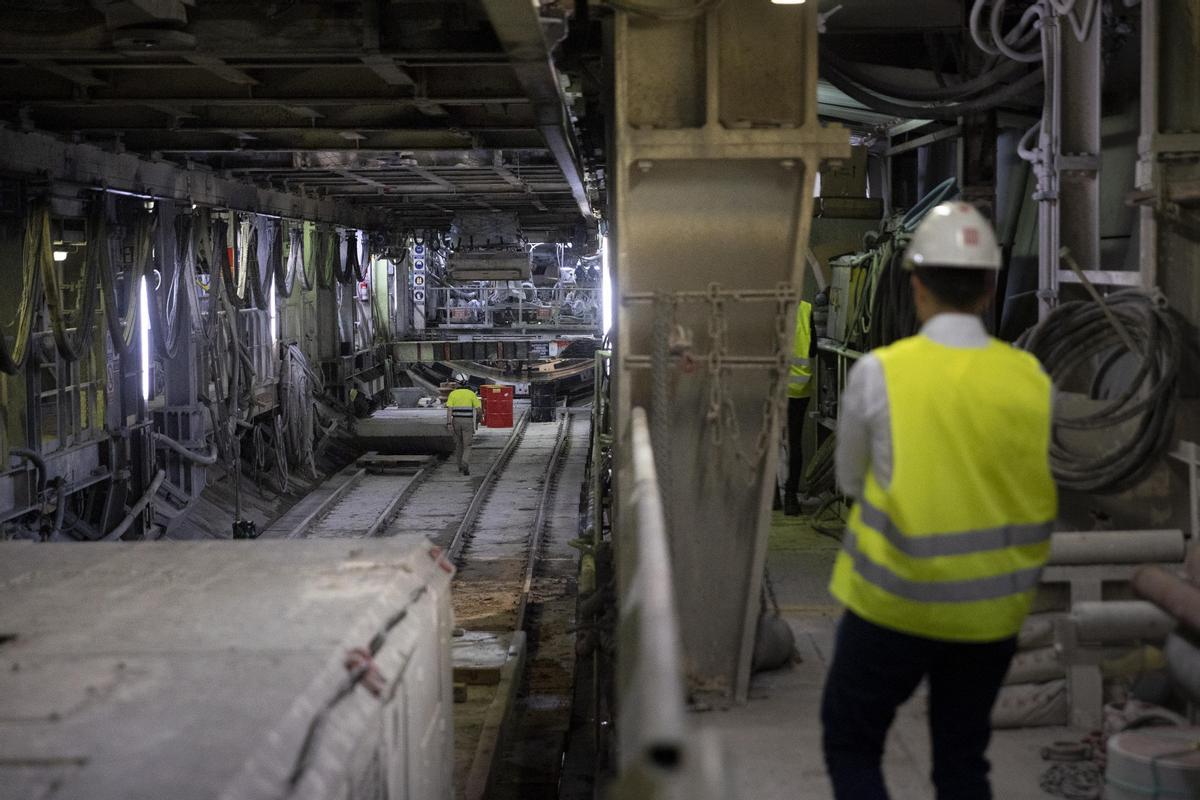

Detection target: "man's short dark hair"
[912, 267, 995, 311]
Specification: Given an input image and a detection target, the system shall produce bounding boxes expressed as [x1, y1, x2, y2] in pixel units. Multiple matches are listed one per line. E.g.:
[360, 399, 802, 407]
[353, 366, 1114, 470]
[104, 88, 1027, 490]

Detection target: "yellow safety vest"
[829, 335, 1057, 642]
[788, 301, 813, 399]
[446, 388, 480, 419]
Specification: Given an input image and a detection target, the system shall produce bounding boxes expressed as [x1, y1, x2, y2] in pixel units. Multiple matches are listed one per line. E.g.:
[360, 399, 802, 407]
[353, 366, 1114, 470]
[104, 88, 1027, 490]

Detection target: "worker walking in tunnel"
[783, 298, 815, 516]
[821, 202, 1058, 800]
[446, 382, 482, 476]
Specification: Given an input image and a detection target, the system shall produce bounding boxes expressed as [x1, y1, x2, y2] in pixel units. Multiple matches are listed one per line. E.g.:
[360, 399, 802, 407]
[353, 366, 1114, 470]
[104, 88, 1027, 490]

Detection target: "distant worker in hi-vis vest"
[445, 383, 482, 476]
[783, 299, 814, 516]
[822, 202, 1057, 800]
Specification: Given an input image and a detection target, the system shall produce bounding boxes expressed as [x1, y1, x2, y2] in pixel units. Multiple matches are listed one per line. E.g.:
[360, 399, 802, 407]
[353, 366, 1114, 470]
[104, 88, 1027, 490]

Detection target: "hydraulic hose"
[102, 469, 165, 541]
[1018, 292, 1181, 493]
[153, 431, 219, 466]
[10, 447, 47, 496]
[0, 202, 46, 374]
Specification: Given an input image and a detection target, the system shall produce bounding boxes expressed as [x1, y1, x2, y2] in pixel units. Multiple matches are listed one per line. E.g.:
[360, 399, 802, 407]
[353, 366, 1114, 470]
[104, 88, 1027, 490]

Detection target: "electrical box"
[820, 145, 869, 198]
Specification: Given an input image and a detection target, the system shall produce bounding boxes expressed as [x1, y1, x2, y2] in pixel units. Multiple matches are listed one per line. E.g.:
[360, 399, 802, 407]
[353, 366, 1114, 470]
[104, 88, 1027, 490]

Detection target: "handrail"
[616, 407, 688, 772]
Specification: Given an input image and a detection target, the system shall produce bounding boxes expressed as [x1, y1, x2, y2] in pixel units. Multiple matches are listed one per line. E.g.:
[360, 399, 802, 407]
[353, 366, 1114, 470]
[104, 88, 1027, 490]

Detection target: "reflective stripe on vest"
[841, 531, 1045, 603]
[857, 496, 1052, 557]
[788, 301, 813, 399]
[829, 333, 1057, 641]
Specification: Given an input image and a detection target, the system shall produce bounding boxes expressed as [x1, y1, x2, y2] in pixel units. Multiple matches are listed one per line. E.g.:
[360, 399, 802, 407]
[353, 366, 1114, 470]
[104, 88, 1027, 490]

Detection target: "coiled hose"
[1018, 292, 1181, 493]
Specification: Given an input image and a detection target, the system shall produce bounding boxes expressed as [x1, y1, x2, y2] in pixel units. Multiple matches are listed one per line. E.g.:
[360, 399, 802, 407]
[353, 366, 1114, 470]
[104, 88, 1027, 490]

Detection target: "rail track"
[260, 409, 589, 800]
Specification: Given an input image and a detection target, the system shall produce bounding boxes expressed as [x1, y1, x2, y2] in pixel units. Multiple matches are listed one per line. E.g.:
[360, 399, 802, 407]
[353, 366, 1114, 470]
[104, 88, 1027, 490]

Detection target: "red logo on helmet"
[962, 227, 980, 246]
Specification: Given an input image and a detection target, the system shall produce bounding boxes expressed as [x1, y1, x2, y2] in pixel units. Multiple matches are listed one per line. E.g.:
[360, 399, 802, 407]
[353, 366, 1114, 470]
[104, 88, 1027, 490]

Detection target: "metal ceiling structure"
[0, 0, 598, 236]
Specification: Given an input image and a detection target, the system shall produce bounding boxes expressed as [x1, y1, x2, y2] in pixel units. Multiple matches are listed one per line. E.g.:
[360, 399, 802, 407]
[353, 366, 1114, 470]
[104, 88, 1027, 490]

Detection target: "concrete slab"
[0, 540, 454, 800]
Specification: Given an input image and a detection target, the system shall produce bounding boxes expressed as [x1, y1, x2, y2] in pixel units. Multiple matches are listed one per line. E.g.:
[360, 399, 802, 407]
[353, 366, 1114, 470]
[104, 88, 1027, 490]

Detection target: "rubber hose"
[1018, 292, 1181, 493]
[10, 447, 47, 495]
[102, 469, 165, 541]
[153, 431, 219, 466]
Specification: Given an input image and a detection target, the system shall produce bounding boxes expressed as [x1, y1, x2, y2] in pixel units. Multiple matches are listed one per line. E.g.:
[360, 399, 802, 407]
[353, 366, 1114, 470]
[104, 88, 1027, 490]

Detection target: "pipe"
[102, 469, 165, 542]
[153, 431, 219, 466]
[1133, 565, 1200, 635]
[1047, 530, 1186, 565]
[1165, 632, 1200, 703]
[10, 447, 47, 495]
[1068, 601, 1176, 642]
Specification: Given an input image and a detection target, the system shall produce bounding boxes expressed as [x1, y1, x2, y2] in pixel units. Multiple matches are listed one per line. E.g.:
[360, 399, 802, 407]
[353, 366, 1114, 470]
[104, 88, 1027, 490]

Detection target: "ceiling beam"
[479, 0, 592, 221]
[181, 55, 259, 86]
[2, 95, 530, 107]
[0, 126, 381, 228]
[19, 59, 108, 88]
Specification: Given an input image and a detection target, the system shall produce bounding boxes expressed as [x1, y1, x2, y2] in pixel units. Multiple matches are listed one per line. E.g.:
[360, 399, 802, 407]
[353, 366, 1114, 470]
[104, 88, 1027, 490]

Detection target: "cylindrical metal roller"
[1048, 530, 1185, 566]
[1069, 601, 1176, 642]
[1133, 565, 1200, 635]
[1166, 633, 1200, 704]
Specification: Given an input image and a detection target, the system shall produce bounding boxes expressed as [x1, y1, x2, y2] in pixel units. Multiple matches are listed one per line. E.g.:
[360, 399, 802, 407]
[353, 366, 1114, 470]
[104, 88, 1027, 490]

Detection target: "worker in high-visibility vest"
[783, 299, 814, 516]
[821, 202, 1057, 800]
[445, 382, 482, 476]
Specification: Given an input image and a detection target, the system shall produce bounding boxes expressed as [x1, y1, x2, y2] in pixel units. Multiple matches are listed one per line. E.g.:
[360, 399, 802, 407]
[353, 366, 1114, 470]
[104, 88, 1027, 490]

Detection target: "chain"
[703, 282, 794, 485]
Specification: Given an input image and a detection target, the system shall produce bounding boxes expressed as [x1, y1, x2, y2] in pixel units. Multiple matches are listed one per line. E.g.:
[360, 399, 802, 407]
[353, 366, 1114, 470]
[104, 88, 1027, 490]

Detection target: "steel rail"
[446, 409, 531, 563]
[513, 412, 573, 633]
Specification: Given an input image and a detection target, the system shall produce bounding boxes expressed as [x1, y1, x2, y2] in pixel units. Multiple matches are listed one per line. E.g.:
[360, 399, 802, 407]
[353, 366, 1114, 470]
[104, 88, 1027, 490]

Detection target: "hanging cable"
[243, 216, 271, 309]
[143, 207, 185, 359]
[317, 227, 336, 288]
[278, 220, 299, 298]
[819, 49, 1030, 102]
[279, 342, 320, 479]
[0, 202, 47, 374]
[298, 221, 316, 291]
[102, 197, 149, 355]
[819, 54, 1043, 121]
[43, 198, 103, 362]
[1018, 291, 1181, 493]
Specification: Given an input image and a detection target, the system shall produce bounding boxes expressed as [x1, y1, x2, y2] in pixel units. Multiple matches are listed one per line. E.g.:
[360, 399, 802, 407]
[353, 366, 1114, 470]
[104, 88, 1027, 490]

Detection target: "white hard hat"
[903, 201, 1002, 271]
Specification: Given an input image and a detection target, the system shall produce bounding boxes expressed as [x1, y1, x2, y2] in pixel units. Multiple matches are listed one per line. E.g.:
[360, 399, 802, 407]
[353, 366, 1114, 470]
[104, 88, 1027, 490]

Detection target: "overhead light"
[771, 0, 806, 3]
[53, 250, 68, 262]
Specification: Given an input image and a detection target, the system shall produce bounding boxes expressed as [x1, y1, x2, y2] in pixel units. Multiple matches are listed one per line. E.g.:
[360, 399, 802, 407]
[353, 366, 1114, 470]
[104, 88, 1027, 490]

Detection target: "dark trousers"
[783, 396, 810, 496]
[821, 610, 1017, 800]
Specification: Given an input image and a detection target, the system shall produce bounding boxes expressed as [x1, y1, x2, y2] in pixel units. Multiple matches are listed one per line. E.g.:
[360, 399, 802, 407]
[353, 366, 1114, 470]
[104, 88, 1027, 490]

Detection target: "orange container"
[481, 385, 514, 428]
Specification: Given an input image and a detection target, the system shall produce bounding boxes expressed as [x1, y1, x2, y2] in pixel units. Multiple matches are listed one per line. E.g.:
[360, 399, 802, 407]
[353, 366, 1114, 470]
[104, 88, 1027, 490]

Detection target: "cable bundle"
[279, 342, 320, 479]
[1018, 292, 1181, 493]
[0, 201, 47, 374]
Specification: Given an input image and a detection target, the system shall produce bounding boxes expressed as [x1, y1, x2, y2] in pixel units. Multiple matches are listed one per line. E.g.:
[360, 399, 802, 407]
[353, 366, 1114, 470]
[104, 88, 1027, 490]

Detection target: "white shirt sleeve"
[835, 354, 879, 500]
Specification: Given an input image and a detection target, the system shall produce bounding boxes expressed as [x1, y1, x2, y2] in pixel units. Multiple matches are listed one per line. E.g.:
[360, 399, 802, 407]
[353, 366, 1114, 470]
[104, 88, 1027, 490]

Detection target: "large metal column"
[612, 0, 848, 702]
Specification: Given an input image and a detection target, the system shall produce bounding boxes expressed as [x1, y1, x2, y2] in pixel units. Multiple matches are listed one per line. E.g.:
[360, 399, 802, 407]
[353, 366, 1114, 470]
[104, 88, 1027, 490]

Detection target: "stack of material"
[993, 613, 1069, 728]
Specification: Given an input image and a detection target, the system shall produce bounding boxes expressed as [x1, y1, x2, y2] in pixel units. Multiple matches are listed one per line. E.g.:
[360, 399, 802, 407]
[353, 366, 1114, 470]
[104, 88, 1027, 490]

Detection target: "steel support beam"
[612, 0, 848, 704]
[479, 0, 593, 220]
[0, 127, 382, 229]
